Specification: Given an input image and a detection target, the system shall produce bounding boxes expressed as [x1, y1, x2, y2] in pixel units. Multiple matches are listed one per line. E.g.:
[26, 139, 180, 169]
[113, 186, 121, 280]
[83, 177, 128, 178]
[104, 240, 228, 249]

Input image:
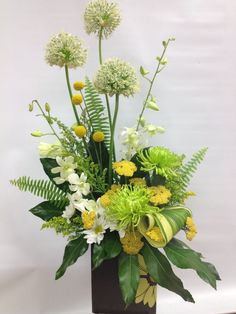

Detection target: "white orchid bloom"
[62, 202, 76, 223]
[38, 142, 64, 158]
[68, 172, 90, 195]
[51, 156, 77, 184]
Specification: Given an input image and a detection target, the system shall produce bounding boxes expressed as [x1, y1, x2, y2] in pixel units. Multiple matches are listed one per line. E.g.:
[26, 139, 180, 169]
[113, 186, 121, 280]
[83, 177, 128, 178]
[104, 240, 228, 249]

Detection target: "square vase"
[91, 256, 156, 314]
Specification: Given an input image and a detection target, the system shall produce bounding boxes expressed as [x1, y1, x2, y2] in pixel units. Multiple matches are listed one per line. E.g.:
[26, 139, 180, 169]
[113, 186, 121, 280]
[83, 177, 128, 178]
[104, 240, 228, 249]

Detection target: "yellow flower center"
[82, 210, 96, 229]
[95, 224, 104, 234]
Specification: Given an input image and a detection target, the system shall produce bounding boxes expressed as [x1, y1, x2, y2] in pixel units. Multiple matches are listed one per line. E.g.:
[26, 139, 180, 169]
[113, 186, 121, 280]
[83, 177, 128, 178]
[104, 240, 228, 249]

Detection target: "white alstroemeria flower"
[83, 216, 108, 245]
[51, 156, 77, 184]
[68, 173, 90, 195]
[62, 202, 76, 222]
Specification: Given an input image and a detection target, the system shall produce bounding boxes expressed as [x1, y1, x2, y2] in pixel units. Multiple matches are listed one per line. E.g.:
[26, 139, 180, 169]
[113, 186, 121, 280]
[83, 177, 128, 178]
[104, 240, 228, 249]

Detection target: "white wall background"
[1, 0, 236, 313]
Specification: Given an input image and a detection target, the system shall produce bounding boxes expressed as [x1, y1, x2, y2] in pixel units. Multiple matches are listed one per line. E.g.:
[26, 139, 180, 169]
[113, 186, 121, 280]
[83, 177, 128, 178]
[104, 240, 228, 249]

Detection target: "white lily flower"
[68, 172, 90, 195]
[51, 156, 77, 184]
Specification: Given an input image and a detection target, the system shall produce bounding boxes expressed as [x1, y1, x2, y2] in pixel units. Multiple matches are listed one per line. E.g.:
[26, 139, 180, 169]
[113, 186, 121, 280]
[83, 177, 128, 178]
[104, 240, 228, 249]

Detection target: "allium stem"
[98, 28, 114, 159]
[64, 65, 80, 125]
[108, 94, 119, 185]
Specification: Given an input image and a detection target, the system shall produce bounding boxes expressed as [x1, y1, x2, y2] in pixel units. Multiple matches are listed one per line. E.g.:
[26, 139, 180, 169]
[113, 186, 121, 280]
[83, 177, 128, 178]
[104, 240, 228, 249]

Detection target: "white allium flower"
[45, 32, 87, 68]
[83, 215, 108, 244]
[84, 0, 121, 38]
[51, 156, 77, 184]
[68, 173, 90, 196]
[94, 58, 139, 97]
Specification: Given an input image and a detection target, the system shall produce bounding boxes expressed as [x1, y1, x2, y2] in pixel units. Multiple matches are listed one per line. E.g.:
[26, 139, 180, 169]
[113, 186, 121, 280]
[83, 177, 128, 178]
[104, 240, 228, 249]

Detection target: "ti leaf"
[56, 235, 88, 279]
[164, 238, 221, 289]
[29, 201, 64, 221]
[141, 242, 194, 303]
[40, 158, 69, 192]
[118, 253, 140, 305]
[92, 232, 122, 269]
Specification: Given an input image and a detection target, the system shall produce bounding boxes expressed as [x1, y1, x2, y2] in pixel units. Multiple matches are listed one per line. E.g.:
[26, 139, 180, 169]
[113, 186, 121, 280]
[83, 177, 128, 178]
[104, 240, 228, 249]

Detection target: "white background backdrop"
[1, 0, 236, 313]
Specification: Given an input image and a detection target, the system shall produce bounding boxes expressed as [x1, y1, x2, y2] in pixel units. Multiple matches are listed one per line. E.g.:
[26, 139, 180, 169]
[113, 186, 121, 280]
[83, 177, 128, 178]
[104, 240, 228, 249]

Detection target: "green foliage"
[118, 253, 140, 305]
[166, 148, 208, 204]
[10, 176, 67, 207]
[42, 216, 82, 239]
[92, 232, 122, 269]
[52, 117, 84, 155]
[84, 77, 110, 149]
[56, 235, 88, 280]
[30, 201, 64, 221]
[180, 147, 208, 190]
[141, 242, 194, 303]
[164, 239, 220, 289]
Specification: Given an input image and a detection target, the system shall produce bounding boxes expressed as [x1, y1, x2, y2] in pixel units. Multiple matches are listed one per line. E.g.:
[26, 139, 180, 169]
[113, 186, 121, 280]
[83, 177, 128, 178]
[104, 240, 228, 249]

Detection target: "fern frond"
[10, 176, 68, 208]
[84, 77, 110, 149]
[180, 147, 208, 189]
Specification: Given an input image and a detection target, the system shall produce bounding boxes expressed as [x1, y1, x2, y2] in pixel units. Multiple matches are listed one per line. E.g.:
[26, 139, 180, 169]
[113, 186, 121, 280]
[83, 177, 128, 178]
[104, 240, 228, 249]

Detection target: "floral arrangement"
[11, 0, 220, 309]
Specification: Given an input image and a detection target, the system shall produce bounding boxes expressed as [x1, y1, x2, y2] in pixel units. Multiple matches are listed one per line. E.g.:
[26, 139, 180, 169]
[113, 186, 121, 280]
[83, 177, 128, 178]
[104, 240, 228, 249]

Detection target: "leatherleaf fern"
[10, 176, 68, 208]
[167, 147, 208, 204]
[84, 77, 110, 149]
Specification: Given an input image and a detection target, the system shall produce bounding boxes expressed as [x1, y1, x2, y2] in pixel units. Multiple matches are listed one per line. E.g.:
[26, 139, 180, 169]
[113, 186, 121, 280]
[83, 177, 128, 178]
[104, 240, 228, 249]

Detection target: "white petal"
[51, 167, 61, 174]
[68, 173, 79, 184]
[53, 177, 65, 185]
[56, 156, 63, 166]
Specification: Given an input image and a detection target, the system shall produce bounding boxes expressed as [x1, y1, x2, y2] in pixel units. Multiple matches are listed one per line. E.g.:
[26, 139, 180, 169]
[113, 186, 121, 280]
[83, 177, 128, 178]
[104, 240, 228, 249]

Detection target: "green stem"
[65, 65, 80, 125]
[136, 39, 171, 131]
[98, 28, 114, 159]
[32, 100, 61, 143]
[108, 94, 119, 186]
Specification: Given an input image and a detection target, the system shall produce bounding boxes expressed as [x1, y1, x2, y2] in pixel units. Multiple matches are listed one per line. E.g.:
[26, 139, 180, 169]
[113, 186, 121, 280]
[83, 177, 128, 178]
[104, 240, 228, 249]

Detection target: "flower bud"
[45, 103, 51, 112]
[31, 130, 44, 137]
[28, 103, 34, 112]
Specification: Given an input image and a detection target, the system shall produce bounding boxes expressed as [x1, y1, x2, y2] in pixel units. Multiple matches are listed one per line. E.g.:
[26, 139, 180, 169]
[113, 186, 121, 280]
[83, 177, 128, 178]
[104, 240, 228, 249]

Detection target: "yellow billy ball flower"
[72, 94, 83, 105]
[74, 125, 87, 138]
[73, 81, 85, 90]
[92, 131, 105, 142]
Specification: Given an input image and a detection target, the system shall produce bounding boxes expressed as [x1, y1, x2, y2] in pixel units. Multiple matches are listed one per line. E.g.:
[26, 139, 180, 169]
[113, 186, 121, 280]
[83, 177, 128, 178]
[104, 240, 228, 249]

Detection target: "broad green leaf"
[56, 236, 88, 279]
[40, 158, 69, 192]
[29, 201, 64, 221]
[92, 232, 122, 270]
[164, 238, 220, 289]
[141, 242, 194, 303]
[92, 244, 106, 270]
[103, 232, 122, 259]
[118, 254, 140, 305]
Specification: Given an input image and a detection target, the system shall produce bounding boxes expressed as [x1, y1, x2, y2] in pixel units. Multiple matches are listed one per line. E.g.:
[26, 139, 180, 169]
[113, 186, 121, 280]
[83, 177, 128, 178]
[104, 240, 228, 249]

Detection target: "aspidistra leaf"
[118, 253, 140, 305]
[164, 238, 220, 289]
[141, 242, 194, 303]
[56, 236, 88, 279]
[29, 201, 64, 221]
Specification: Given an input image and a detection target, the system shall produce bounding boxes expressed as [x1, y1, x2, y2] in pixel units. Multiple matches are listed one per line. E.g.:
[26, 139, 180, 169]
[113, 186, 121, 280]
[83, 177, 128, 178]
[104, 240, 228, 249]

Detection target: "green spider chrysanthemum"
[138, 147, 184, 179]
[84, 0, 121, 38]
[105, 185, 156, 230]
[45, 32, 87, 68]
[94, 58, 139, 96]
